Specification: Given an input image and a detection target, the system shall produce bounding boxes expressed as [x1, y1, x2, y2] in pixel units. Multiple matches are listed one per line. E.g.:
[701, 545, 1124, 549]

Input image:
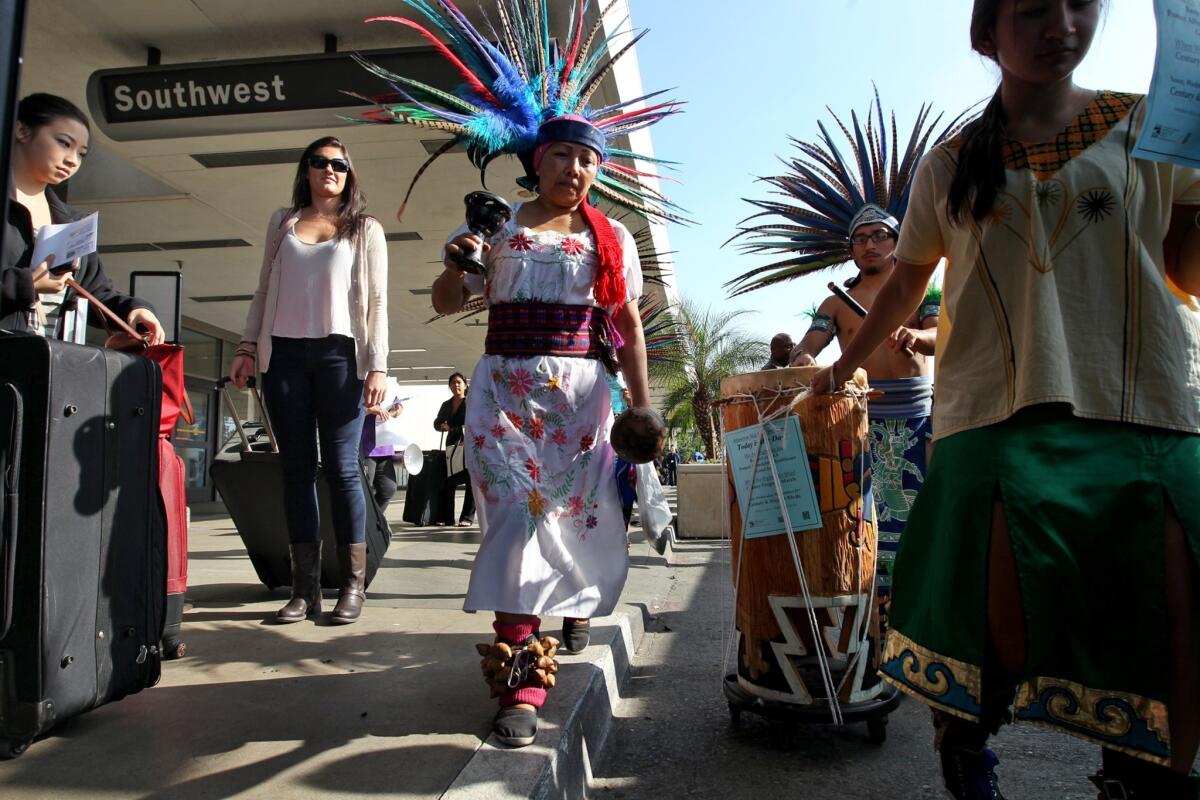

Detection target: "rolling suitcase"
[0, 334, 165, 757]
[210, 378, 391, 591]
[401, 448, 453, 526]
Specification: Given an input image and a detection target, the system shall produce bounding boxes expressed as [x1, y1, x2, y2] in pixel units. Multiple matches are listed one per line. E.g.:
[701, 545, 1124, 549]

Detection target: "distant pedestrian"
[761, 332, 793, 370]
[362, 394, 404, 513]
[434, 372, 475, 527]
[663, 446, 679, 486]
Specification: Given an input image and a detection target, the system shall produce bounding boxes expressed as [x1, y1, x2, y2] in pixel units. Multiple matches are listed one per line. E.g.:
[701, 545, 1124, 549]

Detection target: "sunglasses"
[850, 230, 895, 246]
[308, 155, 350, 173]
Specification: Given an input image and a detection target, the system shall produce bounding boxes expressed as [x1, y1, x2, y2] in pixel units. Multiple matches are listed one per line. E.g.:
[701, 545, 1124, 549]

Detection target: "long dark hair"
[17, 93, 90, 136]
[946, 1, 1008, 224]
[291, 136, 368, 241]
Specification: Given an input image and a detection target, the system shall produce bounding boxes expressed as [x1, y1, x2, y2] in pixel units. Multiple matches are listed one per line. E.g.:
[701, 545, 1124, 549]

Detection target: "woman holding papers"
[229, 136, 387, 627]
[433, 372, 475, 527]
[2, 93, 163, 342]
[811, 1, 1200, 798]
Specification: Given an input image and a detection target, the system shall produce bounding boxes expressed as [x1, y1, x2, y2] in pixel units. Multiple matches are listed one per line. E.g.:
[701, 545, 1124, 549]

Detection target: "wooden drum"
[718, 366, 879, 707]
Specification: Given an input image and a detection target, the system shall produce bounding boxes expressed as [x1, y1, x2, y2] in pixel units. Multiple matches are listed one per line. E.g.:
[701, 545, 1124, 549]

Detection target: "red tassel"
[579, 201, 626, 309]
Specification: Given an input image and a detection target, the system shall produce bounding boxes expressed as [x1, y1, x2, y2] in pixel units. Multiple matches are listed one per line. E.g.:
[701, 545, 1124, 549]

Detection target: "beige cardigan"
[241, 208, 388, 379]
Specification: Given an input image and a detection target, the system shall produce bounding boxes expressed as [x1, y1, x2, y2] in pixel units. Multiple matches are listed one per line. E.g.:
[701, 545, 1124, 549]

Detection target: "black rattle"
[453, 191, 514, 275]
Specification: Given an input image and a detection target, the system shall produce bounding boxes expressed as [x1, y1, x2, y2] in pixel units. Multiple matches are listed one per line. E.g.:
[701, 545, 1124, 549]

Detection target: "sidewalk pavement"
[0, 489, 680, 800]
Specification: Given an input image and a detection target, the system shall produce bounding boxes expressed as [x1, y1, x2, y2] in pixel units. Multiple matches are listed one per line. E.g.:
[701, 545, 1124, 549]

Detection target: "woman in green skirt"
[811, 1, 1200, 798]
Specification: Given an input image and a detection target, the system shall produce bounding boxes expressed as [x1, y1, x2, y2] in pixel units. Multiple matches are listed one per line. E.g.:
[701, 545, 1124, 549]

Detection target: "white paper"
[29, 212, 98, 270]
[373, 415, 413, 451]
[1134, 0, 1200, 168]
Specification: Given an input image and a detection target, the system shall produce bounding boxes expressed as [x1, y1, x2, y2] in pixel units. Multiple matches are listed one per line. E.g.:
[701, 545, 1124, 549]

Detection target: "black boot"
[330, 543, 366, 624]
[275, 542, 322, 623]
[1090, 748, 1200, 799]
[936, 713, 1006, 800]
[940, 744, 1005, 800]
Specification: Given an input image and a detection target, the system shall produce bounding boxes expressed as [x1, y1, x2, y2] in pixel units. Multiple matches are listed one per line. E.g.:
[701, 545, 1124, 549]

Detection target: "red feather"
[597, 101, 684, 129]
[559, 0, 586, 95]
[365, 16, 498, 107]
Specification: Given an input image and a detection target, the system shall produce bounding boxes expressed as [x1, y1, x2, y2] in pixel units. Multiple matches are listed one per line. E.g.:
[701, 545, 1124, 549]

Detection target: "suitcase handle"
[0, 382, 23, 639]
[215, 377, 278, 454]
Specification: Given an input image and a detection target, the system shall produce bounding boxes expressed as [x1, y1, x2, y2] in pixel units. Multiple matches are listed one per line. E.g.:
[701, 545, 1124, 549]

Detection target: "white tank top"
[270, 228, 355, 339]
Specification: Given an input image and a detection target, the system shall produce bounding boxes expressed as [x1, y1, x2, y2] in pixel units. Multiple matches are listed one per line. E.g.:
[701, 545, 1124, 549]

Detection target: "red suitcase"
[158, 437, 188, 659]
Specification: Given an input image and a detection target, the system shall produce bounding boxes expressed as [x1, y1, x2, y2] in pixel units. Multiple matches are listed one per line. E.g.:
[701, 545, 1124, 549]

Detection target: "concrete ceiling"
[19, 0, 674, 384]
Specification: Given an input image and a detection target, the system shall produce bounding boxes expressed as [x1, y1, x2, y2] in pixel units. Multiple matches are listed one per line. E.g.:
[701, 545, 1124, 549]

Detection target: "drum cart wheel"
[866, 715, 888, 744]
[723, 674, 900, 742]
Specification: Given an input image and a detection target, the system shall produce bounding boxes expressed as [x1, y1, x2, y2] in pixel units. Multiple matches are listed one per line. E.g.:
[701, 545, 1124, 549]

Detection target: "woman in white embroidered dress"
[432, 116, 649, 747]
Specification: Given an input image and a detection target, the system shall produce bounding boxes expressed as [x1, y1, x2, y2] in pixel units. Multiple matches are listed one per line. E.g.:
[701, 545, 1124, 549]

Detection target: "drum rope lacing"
[718, 379, 874, 725]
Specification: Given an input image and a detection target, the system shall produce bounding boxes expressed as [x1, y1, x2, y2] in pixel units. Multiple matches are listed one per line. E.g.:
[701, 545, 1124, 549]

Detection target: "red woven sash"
[484, 302, 623, 372]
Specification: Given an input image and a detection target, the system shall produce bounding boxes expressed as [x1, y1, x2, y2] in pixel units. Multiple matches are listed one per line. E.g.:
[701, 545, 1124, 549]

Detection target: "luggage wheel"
[1, 738, 30, 759]
[867, 715, 888, 745]
[163, 635, 188, 660]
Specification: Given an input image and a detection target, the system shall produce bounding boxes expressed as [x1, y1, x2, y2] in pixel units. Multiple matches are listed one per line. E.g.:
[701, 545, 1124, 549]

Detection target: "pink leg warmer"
[493, 618, 548, 709]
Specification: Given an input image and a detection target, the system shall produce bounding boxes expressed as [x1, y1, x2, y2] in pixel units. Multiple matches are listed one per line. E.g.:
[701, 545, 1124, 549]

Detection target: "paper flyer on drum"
[1133, 0, 1200, 168]
[725, 416, 822, 539]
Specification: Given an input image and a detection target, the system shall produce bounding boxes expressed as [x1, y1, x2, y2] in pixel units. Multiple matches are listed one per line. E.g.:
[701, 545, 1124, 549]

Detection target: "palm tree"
[650, 298, 768, 460]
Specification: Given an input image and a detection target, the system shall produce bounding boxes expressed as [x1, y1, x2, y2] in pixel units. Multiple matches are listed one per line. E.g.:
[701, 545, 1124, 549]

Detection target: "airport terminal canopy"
[20, 0, 677, 385]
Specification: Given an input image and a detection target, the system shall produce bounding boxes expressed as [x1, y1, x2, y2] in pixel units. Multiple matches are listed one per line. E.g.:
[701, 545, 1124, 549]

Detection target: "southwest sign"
[86, 48, 457, 141]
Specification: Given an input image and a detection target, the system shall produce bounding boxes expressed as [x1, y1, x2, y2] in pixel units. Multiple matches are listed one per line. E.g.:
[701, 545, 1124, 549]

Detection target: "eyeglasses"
[308, 155, 350, 173]
[850, 230, 895, 246]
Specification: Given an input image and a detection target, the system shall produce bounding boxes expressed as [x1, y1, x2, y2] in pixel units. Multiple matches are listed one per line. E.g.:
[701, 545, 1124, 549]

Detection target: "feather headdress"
[638, 294, 684, 366]
[724, 91, 966, 297]
[348, 0, 685, 221]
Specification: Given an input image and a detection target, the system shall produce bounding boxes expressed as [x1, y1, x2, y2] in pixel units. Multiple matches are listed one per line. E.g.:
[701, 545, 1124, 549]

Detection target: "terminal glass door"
[175, 379, 216, 504]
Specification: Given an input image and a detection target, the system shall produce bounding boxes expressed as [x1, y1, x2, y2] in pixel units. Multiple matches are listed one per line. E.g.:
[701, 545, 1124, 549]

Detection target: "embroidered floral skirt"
[879, 404, 1200, 765]
[462, 353, 628, 619]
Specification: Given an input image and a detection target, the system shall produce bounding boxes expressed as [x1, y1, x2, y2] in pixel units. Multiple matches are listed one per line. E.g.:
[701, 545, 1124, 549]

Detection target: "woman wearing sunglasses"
[230, 136, 388, 625]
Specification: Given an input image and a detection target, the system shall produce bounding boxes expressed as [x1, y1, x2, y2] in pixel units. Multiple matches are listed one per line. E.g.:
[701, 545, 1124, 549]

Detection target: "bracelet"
[234, 347, 257, 359]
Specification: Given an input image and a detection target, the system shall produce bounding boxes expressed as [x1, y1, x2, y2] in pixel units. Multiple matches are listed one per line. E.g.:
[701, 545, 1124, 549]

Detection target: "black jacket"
[2, 189, 151, 333]
[434, 396, 467, 447]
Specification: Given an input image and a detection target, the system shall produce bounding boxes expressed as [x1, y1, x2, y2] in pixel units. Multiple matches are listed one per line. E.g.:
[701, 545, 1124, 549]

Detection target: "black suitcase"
[0, 334, 165, 757]
[210, 379, 391, 591]
[401, 449, 453, 526]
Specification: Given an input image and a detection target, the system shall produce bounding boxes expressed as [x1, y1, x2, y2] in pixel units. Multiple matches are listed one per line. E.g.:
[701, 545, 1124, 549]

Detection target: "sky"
[627, 0, 1157, 360]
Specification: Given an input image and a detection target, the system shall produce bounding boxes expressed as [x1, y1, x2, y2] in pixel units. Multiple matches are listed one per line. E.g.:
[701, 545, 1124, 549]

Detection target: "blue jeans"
[262, 335, 365, 545]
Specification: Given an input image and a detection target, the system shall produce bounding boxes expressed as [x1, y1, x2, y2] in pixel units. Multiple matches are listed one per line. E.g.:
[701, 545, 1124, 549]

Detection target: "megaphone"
[403, 443, 424, 475]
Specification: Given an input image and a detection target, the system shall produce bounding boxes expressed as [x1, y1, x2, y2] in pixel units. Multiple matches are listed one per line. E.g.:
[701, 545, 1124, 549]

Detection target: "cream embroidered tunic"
[897, 92, 1200, 440]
